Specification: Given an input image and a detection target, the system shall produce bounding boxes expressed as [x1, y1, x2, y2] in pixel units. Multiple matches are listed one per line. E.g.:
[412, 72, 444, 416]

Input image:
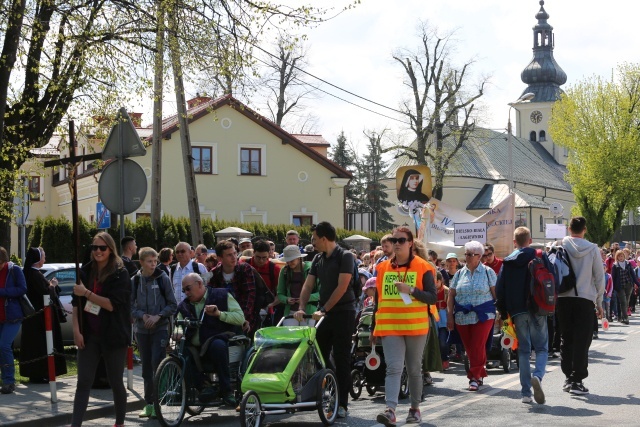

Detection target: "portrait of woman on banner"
[398, 169, 430, 207]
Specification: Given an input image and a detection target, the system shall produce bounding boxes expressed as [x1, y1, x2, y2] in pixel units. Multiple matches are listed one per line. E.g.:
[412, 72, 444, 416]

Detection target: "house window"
[529, 131, 537, 142]
[28, 176, 41, 201]
[192, 146, 213, 174]
[240, 148, 261, 175]
[539, 130, 546, 141]
[293, 215, 313, 227]
[136, 212, 151, 221]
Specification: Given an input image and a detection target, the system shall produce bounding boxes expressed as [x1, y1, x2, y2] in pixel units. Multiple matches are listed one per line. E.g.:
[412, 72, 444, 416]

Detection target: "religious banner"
[473, 193, 516, 257]
[417, 194, 516, 258]
[395, 166, 432, 229]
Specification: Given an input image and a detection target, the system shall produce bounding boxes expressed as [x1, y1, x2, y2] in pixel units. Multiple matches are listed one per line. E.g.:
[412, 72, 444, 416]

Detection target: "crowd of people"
[0, 215, 635, 426]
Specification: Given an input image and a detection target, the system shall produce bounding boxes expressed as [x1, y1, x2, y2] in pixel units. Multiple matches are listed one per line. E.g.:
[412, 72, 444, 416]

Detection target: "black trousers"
[316, 309, 355, 409]
[557, 297, 595, 383]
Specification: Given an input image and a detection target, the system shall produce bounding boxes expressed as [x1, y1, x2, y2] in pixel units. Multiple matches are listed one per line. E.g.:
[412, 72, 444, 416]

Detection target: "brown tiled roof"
[141, 95, 350, 178]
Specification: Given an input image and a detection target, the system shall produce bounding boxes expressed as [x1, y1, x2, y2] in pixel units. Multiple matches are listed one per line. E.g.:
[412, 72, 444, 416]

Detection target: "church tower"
[514, 1, 567, 165]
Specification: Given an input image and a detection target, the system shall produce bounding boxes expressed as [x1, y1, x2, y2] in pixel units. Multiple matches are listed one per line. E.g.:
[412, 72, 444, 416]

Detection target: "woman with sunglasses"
[70, 232, 131, 427]
[446, 241, 497, 392]
[372, 226, 436, 426]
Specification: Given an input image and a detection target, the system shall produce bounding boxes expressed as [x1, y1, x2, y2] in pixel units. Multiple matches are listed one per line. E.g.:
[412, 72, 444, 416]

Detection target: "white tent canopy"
[214, 227, 252, 240]
[342, 234, 372, 252]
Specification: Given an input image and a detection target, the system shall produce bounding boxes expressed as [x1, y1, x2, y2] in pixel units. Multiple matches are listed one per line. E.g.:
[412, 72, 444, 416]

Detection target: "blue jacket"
[495, 247, 537, 318]
[0, 262, 28, 323]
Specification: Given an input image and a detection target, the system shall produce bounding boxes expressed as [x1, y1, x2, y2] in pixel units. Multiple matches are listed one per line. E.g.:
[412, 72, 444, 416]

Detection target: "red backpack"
[528, 249, 557, 316]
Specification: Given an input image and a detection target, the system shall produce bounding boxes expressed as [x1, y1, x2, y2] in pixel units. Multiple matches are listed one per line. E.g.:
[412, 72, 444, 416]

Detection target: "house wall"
[11, 105, 346, 255]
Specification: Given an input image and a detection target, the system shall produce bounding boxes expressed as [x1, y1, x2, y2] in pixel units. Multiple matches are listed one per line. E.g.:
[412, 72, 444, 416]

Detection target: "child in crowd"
[362, 277, 377, 309]
[434, 271, 450, 369]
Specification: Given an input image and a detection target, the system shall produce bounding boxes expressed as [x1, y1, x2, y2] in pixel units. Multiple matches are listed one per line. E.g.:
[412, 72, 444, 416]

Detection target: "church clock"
[530, 110, 543, 124]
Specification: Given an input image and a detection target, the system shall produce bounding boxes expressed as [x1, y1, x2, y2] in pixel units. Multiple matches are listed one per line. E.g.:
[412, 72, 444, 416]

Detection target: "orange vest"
[373, 257, 435, 337]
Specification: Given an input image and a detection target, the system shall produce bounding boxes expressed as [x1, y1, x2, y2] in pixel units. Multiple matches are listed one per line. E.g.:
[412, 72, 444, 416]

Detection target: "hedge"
[28, 215, 389, 262]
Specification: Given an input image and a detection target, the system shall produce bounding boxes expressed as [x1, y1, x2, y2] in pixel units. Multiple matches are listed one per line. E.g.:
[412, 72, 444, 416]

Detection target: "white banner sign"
[454, 222, 487, 245]
[545, 223, 567, 239]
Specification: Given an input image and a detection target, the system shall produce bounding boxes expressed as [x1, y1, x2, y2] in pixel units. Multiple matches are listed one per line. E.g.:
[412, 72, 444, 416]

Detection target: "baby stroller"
[350, 306, 409, 399]
[239, 315, 338, 427]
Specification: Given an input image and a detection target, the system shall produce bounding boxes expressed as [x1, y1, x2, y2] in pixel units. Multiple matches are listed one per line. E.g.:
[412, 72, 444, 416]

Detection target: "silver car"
[14, 263, 77, 348]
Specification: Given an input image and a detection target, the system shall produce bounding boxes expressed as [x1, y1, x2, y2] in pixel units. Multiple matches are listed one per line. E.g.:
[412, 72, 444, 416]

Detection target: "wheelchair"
[154, 318, 251, 427]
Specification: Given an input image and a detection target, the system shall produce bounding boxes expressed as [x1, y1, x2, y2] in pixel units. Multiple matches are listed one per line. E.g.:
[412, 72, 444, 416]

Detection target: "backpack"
[311, 247, 361, 302]
[170, 260, 203, 282]
[554, 246, 578, 295]
[528, 249, 557, 316]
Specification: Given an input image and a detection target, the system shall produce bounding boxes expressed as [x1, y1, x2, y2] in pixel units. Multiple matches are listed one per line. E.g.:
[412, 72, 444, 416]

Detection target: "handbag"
[19, 294, 36, 317]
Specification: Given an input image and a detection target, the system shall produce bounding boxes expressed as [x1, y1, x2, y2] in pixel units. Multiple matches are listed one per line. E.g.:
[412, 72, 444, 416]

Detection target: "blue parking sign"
[96, 202, 111, 229]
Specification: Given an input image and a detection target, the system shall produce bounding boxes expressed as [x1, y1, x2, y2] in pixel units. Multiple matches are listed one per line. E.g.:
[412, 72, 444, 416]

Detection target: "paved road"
[78, 317, 640, 426]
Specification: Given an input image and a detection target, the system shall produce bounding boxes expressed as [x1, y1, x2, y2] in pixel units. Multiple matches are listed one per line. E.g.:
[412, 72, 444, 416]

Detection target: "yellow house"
[11, 95, 351, 255]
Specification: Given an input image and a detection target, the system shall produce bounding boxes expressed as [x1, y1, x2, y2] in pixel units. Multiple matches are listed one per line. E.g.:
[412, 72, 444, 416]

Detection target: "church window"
[539, 130, 546, 141]
[529, 131, 537, 142]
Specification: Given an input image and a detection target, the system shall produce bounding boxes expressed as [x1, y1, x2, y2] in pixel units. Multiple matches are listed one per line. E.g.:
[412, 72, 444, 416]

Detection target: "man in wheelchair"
[174, 273, 245, 406]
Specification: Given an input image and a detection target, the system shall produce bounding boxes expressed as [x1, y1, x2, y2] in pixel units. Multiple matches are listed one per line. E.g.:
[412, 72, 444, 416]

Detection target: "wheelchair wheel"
[501, 349, 511, 373]
[154, 358, 186, 427]
[317, 369, 338, 426]
[399, 367, 409, 399]
[240, 390, 262, 427]
[350, 369, 363, 399]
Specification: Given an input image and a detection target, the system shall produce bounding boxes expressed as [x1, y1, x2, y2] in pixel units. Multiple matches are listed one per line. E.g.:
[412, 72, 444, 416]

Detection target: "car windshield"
[43, 268, 77, 296]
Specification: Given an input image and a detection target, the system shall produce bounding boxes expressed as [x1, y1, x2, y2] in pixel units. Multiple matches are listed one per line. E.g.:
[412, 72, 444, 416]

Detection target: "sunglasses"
[388, 237, 409, 244]
[91, 245, 108, 252]
[175, 249, 187, 254]
[465, 253, 480, 257]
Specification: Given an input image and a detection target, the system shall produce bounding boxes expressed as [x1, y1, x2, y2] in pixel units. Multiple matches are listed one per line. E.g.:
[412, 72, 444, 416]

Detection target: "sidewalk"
[0, 365, 146, 427]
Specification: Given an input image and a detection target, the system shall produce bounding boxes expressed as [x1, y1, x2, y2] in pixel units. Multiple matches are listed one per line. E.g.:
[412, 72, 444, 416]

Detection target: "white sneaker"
[522, 396, 533, 403]
[531, 376, 545, 404]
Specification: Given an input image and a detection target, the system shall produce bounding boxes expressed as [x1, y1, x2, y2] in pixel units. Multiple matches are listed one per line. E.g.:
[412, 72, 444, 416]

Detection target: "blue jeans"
[513, 313, 548, 397]
[137, 330, 169, 404]
[0, 322, 21, 385]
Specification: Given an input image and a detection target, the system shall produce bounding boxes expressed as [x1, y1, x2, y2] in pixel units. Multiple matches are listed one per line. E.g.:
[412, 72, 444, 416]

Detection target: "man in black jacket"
[496, 226, 548, 405]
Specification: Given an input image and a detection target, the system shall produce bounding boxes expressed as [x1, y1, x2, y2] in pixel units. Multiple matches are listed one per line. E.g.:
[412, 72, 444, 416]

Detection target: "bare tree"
[392, 23, 488, 200]
[262, 32, 319, 130]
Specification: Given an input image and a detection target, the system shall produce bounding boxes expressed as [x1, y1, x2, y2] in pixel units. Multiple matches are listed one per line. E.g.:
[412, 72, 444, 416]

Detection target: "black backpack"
[311, 247, 361, 302]
[554, 246, 578, 295]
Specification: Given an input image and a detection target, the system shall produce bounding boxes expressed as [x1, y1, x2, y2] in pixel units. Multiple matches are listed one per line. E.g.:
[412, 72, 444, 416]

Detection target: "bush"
[28, 215, 388, 259]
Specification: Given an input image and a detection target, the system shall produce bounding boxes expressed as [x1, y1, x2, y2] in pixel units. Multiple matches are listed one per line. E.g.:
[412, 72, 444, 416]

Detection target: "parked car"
[13, 263, 78, 348]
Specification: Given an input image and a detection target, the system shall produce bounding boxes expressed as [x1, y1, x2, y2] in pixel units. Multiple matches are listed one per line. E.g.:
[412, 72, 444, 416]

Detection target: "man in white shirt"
[171, 241, 207, 304]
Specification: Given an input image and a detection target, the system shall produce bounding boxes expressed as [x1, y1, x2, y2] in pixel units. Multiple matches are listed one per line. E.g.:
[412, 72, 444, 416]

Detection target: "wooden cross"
[42, 120, 101, 332]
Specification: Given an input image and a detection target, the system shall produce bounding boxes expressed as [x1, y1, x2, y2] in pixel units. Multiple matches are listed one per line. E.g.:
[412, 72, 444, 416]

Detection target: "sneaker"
[569, 382, 589, 395]
[562, 379, 571, 392]
[442, 360, 450, 370]
[406, 407, 421, 423]
[377, 408, 396, 427]
[468, 380, 479, 391]
[593, 332, 599, 339]
[531, 376, 545, 404]
[0, 383, 15, 394]
[139, 404, 154, 418]
[423, 372, 433, 386]
[521, 396, 533, 403]
[337, 406, 348, 418]
[222, 392, 237, 407]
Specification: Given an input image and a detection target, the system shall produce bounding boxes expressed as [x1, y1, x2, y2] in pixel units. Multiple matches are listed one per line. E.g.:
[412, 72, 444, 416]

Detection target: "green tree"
[361, 130, 394, 231]
[391, 23, 488, 200]
[330, 130, 360, 212]
[549, 63, 640, 245]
